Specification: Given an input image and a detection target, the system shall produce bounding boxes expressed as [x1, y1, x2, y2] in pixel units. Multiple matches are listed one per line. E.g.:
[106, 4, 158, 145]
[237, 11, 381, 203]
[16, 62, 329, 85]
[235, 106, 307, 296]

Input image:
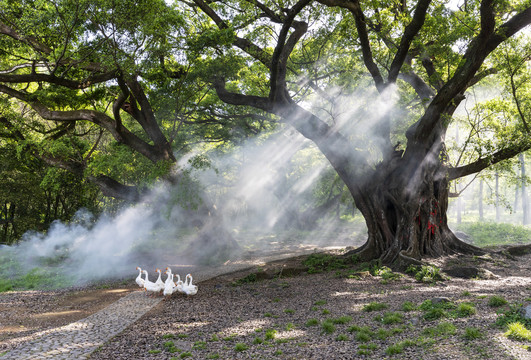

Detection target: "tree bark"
[344, 142, 484, 267]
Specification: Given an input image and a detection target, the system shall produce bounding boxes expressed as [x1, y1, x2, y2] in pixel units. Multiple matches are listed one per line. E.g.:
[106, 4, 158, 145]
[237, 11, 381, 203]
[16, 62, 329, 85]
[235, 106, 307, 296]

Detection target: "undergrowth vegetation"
[455, 222, 531, 247]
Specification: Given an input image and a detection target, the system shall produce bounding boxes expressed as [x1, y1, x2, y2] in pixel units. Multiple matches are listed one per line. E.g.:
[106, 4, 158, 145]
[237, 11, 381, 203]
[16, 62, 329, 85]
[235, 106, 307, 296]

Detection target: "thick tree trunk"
[344, 146, 484, 267]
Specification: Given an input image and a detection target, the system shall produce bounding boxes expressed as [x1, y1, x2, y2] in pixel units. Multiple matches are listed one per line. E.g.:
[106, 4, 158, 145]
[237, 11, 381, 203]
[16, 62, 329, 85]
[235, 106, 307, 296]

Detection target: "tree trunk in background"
[495, 172, 500, 222]
[456, 194, 462, 224]
[479, 180, 484, 221]
[520, 154, 529, 225]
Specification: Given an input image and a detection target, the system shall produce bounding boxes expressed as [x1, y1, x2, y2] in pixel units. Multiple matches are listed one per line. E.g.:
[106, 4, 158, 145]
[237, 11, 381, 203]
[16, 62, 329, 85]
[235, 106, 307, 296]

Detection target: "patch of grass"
[385, 339, 416, 355]
[463, 327, 484, 340]
[162, 334, 175, 339]
[419, 299, 457, 321]
[207, 354, 220, 359]
[163, 341, 180, 353]
[488, 295, 508, 307]
[234, 343, 248, 352]
[455, 302, 476, 317]
[363, 302, 389, 312]
[193, 341, 207, 350]
[423, 321, 457, 337]
[264, 312, 273, 318]
[357, 343, 378, 355]
[253, 337, 263, 344]
[180, 352, 192, 358]
[461, 290, 471, 297]
[177, 334, 189, 339]
[285, 322, 295, 331]
[265, 329, 277, 340]
[305, 318, 319, 326]
[321, 320, 336, 334]
[321, 309, 330, 315]
[375, 312, 404, 325]
[456, 222, 531, 247]
[232, 273, 258, 286]
[504, 322, 531, 341]
[355, 331, 373, 342]
[349, 326, 375, 342]
[303, 253, 347, 273]
[210, 334, 219, 341]
[374, 266, 401, 282]
[284, 308, 295, 314]
[148, 349, 161, 354]
[314, 300, 327, 306]
[274, 350, 283, 356]
[401, 301, 416, 312]
[423, 307, 447, 321]
[335, 334, 349, 341]
[406, 264, 445, 283]
[222, 334, 236, 342]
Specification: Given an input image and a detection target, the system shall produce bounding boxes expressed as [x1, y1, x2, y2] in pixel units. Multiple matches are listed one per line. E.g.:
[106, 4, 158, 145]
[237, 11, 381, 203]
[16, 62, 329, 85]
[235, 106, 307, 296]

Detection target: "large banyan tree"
[1, 0, 530, 264]
[185, 0, 531, 264]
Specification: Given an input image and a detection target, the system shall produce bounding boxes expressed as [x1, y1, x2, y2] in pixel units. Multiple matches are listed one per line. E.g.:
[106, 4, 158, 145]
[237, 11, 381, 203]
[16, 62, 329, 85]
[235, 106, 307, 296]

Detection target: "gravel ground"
[87, 253, 531, 360]
[1, 249, 531, 359]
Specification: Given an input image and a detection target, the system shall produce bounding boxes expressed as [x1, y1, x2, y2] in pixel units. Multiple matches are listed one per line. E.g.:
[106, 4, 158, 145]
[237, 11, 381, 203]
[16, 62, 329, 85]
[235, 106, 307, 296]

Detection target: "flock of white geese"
[135, 266, 198, 297]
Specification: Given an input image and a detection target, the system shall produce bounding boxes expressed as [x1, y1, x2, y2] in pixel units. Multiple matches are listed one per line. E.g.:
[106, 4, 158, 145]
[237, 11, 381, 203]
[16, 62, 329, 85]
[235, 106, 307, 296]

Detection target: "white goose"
[142, 270, 160, 295]
[154, 268, 165, 293]
[163, 272, 175, 296]
[174, 274, 184, 294]
[182, 274, 198, 296]
[135, 266, 144, 288]
[164, 268, 173, 288]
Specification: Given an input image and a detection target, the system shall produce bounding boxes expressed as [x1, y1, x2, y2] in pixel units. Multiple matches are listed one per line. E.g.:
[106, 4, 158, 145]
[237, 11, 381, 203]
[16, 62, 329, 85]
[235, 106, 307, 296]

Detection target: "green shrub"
[456, 302, 476, 317]
[423, 321, 457, 337]
[385, 340, 416, 355]
[193, 341, 206, 350]
[504, 322, 531, 341]
[406, 265, 444, 283]
[376, 312, 404, 325]
[423, 307, 447, 321]
[234, 343, 248, 352]
[363, 302, 389, 312]
[233, 273, 257, 286]
[321, 320, 336, 334]
[265, 329, 277, 340]
[336, 334, 349, 341]
[488, 295, 508, 307]
[401, 301, 416, 312]
[463, 327, 483, 340]
[305, 318, 319, 326]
